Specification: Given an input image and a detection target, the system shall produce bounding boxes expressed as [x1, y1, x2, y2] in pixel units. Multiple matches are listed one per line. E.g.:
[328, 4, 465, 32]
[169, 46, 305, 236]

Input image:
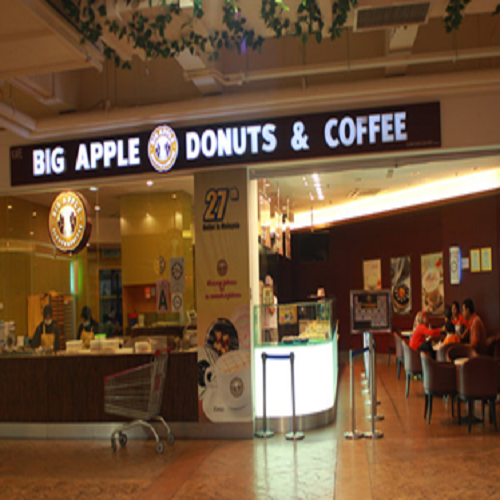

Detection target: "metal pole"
[344, 350, 364, 440]
[286, 353, 304, 441]
[364, 334, 383, 439]
[255, 352, 274, 439]
[367, 339, 384, 421]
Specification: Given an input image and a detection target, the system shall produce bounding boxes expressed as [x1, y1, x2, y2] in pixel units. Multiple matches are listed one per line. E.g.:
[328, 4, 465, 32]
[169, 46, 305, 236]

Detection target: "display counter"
[253, 300, 339, 432]
[0, 351, 198, 423]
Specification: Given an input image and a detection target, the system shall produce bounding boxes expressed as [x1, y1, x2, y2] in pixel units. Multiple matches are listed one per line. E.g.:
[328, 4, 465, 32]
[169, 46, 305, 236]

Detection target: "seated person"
[450, 300, 467, 335]
[31, 305, 60, 351]
[409, 311, 442, 357]
[77, 306, 100, 348]
[442, 320, 461, 346]
[461, 298, 487, 354]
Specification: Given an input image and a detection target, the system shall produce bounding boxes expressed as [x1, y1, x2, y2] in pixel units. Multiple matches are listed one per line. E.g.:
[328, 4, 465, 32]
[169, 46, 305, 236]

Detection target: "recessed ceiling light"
[7, 204, 12, 210]
[146, 213, 150, 218]
[94, 205, 100, 211]
[147, 180, 154, 187]
[32, 211, 37, 217]
[90, 186, 98, 192]
[172, 193, 177, 199]
[30, 231, 34, 236]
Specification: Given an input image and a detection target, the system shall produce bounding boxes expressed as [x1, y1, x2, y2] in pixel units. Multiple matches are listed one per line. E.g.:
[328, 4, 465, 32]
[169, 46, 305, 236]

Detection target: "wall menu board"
[350, 290, 392, 333]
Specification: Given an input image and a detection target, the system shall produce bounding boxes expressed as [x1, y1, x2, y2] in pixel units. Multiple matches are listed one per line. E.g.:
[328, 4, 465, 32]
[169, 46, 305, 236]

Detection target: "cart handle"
[103, 346, 172, 382]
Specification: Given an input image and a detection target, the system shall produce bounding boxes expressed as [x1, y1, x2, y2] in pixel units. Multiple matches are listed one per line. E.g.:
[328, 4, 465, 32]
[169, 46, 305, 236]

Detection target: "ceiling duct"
[355, 2, 430, 31]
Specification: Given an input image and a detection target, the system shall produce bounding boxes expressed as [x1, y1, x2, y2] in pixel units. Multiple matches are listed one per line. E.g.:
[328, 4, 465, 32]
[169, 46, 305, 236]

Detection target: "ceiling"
[264, 154, 500, 215]
[1, 1, 500, 138]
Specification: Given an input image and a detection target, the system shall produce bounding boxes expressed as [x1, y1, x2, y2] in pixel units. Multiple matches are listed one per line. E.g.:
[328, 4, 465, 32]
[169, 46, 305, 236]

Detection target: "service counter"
[0, 352, 198, 423]
[253, 300, 339, 432]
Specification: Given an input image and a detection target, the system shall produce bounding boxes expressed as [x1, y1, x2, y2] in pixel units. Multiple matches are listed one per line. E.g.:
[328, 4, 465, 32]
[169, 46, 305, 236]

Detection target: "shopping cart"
[104, 348, 175, 454]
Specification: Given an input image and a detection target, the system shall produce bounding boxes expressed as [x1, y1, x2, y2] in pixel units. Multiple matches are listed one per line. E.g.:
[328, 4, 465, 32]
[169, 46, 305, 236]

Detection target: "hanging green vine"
[58, 0, 500, 71]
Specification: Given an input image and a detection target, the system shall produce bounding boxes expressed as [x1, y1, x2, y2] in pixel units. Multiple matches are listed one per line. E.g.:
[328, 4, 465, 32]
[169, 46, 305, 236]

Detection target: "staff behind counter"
[31, 305, 60, 351]
[77, 306, 100, 348]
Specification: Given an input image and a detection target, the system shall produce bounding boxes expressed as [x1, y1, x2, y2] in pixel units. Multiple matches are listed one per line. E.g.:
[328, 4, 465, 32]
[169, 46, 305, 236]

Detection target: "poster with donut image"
[391, 256, 412, 315]
[194, 169, 252, 423]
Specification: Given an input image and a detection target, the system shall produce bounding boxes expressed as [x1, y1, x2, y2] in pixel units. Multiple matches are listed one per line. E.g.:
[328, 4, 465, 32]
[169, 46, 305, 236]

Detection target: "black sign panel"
[10, 102, 441, 187]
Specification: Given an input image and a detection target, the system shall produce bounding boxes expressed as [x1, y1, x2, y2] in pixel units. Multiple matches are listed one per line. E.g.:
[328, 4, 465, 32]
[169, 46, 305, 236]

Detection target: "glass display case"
[253, 300, 338, 431]
[253, 300, 334, 346]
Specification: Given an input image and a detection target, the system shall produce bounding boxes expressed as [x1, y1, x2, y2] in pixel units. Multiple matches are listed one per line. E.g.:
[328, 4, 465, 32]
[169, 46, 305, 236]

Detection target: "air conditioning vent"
[355, 2, 430, 31]
[348, 188, 382, 199]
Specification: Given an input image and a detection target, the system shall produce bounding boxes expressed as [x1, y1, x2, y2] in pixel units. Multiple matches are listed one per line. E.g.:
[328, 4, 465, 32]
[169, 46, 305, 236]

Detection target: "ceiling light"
[32, 211, 37, 217]
[30, 231, 34, 236]
[7, 204, 12, 210]
[94, 205, 100, 211]
[147, 180, 154, 187]
[172, 193, 177, 199]
[302, 177, 306, 181]
[304, 181, 308, 186]
[90, 186, 98, 192]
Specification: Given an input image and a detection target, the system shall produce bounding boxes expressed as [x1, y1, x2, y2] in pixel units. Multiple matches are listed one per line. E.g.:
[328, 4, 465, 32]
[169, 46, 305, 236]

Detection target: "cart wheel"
[118, 433, 128, 447]
[155, 441, 164, 454]
[111, 438, 117, 452]
[166, 433, 175, 446]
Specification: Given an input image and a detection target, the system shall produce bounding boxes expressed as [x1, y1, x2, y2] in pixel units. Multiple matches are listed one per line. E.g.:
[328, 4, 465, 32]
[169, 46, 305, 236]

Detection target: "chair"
[420, 353, 457, 424]
[457, 356, 499, 433]
[402, 341, 422, 398]
[485, 334, 500, 358]
[447, 344, 477, 363]
[436, 343, 455, 363]
[393, 332, 404, 380]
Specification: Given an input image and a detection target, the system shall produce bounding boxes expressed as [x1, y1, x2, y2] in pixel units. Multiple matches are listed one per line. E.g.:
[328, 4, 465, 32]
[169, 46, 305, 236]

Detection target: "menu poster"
[194, 169, 252, 424]
[275, 226, 284, 256]
[363, 259, 381, 291]
[390, 256, 412, 315]
[421, 252, 444, 313]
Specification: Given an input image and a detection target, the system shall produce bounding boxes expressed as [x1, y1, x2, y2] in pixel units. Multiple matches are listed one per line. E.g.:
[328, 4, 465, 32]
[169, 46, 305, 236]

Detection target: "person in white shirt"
[263, 275, 278, 342]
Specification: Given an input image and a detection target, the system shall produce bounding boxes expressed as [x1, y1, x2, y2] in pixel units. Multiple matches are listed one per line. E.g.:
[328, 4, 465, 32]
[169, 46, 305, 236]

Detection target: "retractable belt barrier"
[344, 347, 369, 440]
[344, 332, 384, 440]
[254, 352, 304, 441]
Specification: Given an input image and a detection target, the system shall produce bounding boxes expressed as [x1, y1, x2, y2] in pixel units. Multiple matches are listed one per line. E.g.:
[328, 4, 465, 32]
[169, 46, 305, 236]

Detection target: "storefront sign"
[10, 102, 441, 187]
[48, 191, 91, 254]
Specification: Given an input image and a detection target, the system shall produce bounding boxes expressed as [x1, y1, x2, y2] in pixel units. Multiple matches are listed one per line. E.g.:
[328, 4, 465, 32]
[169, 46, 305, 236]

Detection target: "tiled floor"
[1, 356, 500, 499]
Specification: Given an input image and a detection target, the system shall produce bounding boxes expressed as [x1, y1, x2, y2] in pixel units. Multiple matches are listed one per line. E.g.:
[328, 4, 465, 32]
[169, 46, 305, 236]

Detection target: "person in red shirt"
[461, 298, 487, 354]
[410, 311, 442, 358]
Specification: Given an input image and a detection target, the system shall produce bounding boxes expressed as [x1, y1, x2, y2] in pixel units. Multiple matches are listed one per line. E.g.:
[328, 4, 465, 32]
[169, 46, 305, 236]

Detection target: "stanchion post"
[367, 339, 384, 421]
[286, 353, 304, 441]
[344, 350, 364, 440]
[255, 352, 275, 439]
[364, 334, 383, 439]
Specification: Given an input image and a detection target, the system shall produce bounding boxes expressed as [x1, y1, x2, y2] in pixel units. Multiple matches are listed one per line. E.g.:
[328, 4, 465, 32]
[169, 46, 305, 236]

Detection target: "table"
[454, 357, 469, 366]
[454, 357, 482, 424]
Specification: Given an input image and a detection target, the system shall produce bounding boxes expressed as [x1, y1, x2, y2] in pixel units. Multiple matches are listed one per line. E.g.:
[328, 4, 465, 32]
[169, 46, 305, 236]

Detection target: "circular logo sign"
[230, 377, 244, 398]
[148, 125, 178, 173]
[48, 191, 91, 254]
[217, 259, 228, 276]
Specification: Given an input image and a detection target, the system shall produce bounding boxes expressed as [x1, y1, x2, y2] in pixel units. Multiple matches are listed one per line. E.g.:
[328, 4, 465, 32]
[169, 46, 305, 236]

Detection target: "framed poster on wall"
[421, 253, 444, 314]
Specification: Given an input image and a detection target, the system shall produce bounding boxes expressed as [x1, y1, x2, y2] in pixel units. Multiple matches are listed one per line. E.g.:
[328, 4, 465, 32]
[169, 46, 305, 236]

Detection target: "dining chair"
[447, 344, 477, 363]
[402, 341, 422, 398]
[436, 343, 455, 363]
[457, 356, 499, 433]
[393, 332, 404, 380]
[420, 352, 457, 424]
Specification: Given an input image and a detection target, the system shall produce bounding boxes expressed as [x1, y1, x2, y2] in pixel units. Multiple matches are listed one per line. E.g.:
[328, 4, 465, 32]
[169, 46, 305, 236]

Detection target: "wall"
[290, 192, 500, 352]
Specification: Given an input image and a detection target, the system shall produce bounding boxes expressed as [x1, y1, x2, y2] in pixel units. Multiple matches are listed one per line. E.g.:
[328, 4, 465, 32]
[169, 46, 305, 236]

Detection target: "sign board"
[169, 257, 185, 292]
[350, 289, 391, 333]
[156, 279, 170, 313]
[11, 103, 441, 187]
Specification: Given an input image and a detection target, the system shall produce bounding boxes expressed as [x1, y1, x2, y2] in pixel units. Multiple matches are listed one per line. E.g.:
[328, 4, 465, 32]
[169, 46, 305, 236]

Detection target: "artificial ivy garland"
[59, 0, 499, 70]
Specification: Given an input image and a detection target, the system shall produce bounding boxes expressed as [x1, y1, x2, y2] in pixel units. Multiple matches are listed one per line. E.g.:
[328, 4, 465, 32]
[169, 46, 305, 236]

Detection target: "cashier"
[77, 306, 100, 348]
[31, 305, 60, 350]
